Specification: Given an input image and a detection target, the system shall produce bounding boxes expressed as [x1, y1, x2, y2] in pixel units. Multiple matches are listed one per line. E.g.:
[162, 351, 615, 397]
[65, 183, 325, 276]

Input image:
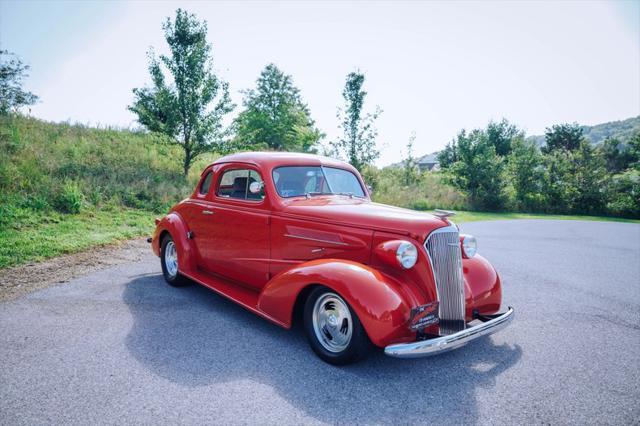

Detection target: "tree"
[486, 118, 521, 157]
[129, 9, 234, 177]
[542, 123, 583, 153]
[332, 71, 381, 171]
[441, 129, 506, 210]
[0, 50, 39, 115]
[541, 140, 608, 214]
[506, 138, 545, 211]
[233, 64, 323, 153]
[402, 132, 419, 186]
[599, 137, 632, 173]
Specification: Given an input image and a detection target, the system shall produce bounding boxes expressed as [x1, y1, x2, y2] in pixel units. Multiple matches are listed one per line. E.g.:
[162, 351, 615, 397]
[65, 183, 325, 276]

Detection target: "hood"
[278, 196, 451, 240]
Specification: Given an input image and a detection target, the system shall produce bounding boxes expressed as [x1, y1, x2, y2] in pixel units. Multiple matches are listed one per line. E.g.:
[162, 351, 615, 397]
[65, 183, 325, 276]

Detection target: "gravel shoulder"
[0, 238, 151, 302]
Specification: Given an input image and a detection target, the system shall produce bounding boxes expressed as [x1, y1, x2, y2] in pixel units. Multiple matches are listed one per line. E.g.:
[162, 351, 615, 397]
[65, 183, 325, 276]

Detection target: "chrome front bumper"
[384, 307, 514, 358]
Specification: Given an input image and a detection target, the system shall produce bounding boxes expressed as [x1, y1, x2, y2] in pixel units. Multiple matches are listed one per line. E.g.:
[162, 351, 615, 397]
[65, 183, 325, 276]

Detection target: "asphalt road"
[1, 220, 639, 425]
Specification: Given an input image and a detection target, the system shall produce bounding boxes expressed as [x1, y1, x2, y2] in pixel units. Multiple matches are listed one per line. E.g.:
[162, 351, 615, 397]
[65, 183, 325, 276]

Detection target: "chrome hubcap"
[164, 241, 178, 278]
[312, 293, 353, 353]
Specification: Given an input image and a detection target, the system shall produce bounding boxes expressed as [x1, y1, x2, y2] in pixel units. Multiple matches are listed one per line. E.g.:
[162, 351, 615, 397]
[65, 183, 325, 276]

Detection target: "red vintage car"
[151, 152, 514, 364]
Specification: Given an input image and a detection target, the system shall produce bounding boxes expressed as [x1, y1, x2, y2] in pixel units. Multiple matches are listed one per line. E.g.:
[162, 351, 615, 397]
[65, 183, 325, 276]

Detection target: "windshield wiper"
[304, 191, 325, 198]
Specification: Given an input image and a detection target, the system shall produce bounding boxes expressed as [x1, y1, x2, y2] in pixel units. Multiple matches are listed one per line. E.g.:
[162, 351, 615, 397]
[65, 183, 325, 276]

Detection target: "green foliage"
[0, 50, 39, 115]
[542, 123, 583, 153]
[55, 181, 84, 214]
[486, 118, 522, 157]
[331, 72, 381, 171]
[364, 166, 468, 211]
[129, 9, 234, 176]
[606, 169, 640, 217]
[233, 64, 322, 152]
[506, 138, 546, 211]
[402, 132, 419, 186]
[0, 115, 204, 219]
[439, 128, 508, 211]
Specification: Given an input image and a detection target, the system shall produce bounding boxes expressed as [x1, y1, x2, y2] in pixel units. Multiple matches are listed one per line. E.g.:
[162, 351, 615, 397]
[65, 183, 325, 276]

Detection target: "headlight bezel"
[396, 241, 418, 269]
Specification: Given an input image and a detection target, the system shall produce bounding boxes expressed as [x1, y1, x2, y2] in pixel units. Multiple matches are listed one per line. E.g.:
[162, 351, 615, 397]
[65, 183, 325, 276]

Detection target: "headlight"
[461, 234, 477, 258]
[396, 242, 418, 269]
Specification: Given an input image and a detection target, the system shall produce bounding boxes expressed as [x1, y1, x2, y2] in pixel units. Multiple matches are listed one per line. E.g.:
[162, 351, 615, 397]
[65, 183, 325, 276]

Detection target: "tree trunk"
[183, 149, 191, 177]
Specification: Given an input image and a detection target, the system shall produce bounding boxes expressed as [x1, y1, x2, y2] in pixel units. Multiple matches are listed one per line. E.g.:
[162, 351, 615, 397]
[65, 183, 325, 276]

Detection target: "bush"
[55, 181, 84, 214]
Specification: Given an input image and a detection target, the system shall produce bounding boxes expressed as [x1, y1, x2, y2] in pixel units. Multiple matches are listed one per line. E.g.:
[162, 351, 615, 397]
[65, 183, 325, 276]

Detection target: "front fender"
[463, 254, 502, 318]
[152, 212, 196, 275]
[257, 259, 417, 347]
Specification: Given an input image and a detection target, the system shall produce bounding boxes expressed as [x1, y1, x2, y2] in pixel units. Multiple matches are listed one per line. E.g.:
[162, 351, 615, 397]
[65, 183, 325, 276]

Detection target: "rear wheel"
[160, 235, 189, 287]
[303, 287, 372, 365]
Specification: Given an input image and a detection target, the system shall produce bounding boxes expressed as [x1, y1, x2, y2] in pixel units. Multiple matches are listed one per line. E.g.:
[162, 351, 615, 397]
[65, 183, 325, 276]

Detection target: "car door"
[181, 168, 217, 268]
[199, 165, 271, 291]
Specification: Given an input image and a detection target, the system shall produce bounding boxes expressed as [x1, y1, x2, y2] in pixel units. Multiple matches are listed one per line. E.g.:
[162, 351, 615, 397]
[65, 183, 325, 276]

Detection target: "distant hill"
[527, 116, 640, 147]
[393, 116, 640, 169]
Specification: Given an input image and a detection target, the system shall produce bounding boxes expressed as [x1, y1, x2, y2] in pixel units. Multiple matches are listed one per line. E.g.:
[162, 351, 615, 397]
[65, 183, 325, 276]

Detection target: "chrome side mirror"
[249, 181, 264, 194]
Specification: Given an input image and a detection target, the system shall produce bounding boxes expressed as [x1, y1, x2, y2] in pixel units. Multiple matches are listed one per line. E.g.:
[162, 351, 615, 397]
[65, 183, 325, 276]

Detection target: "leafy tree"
[541, 148, 576, 212]
[628, 132, 640, 170]
[542, 123, 583, 153]
[0, 50, 39, 115]
[486, 118, 521, 157]
[233, 64, 323, 153]
[506, 138, 545, 211]
[332, 71, 381, 171]
[541, 140, 608, 214]
[437, 142, 458, 169]
[441, 129, 506, 210]
[569, 141, 608, 214]
[129, 9, 234, 177]
[402, 132, 419, 186]
[606, 169, 640, 217]
[599, 137, 634, 173]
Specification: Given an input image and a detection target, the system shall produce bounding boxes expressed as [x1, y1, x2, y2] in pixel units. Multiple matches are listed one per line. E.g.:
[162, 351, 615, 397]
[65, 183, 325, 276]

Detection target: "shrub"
[55, 181, 84, 214]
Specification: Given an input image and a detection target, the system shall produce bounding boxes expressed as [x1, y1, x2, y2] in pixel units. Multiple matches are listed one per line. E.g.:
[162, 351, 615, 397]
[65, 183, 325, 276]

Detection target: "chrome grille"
[424, 225, 466, 335]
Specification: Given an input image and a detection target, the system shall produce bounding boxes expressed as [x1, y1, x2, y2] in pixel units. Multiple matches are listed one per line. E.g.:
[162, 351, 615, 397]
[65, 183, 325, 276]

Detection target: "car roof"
[212, 151, 356, 171]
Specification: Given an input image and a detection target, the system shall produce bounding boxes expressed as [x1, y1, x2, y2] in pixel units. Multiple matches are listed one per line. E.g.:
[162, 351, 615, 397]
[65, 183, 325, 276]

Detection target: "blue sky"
[1, 0, 639, 166]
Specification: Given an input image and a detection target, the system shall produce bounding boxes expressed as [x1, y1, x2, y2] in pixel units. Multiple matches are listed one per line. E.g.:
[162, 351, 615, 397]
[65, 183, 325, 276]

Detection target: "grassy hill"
[0, 115, 215, 268]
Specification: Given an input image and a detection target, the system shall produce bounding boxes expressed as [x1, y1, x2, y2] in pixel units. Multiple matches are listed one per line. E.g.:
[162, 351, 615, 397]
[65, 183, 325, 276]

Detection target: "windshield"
[272, 166, 366, 198]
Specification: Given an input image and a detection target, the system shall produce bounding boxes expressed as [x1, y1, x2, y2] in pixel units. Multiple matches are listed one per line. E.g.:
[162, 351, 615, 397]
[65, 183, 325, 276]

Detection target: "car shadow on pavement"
[124, 274, 522, 424]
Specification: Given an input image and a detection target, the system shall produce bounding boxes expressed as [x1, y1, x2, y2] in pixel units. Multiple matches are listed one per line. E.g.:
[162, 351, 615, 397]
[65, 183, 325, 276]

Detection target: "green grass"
[0, 208, 155, 269]
[452, 210, 640, 224]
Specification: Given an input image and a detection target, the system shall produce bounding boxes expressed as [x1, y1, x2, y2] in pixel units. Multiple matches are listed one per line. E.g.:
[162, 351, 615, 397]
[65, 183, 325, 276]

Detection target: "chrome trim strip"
[284, 234, 348, 246]
[384, 307, 514, 358]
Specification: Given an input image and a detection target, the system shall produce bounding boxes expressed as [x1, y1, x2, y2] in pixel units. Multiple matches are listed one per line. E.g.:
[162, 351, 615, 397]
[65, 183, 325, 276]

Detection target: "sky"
[1, 0, 639, 166]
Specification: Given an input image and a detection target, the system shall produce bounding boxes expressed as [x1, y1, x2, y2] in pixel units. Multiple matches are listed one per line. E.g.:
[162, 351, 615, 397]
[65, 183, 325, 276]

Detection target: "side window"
[216, 169, 265, 201]
[199, 171, 213, 195]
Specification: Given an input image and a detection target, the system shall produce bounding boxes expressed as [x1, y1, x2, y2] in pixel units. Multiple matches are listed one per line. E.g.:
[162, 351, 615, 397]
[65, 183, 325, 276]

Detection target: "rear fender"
[153, 212, 196, 275]
[257, 259, 417, 347]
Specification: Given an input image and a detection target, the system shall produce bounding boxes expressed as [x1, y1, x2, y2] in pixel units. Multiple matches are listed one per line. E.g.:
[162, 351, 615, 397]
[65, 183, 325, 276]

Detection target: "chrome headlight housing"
[461, 234, 477, 258]
[396, 241, 418, 269]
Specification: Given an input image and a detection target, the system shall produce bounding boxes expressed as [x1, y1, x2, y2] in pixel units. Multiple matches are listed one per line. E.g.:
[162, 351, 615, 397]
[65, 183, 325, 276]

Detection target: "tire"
[160, 234, 189, 287]
[303, 287, 373, 365]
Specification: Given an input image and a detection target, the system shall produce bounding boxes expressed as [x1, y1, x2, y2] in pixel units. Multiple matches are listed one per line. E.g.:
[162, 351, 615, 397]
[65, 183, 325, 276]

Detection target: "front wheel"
[160, 235, 189, 287]
[303, 287, 373, 365]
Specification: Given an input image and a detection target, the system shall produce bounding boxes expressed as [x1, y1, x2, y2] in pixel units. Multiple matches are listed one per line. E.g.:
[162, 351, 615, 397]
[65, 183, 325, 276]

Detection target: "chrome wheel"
[164, 240, 178, 278]
[312, 293, 353, 353]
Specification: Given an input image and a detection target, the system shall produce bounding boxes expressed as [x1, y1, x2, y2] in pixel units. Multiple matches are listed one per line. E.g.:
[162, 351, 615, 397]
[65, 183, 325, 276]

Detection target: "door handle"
[202, 210, 214, 215]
